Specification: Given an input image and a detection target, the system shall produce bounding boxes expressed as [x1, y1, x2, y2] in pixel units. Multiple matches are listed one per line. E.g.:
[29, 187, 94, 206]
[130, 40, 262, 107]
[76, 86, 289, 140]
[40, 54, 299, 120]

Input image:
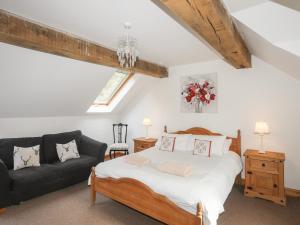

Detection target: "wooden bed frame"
[91, 127, 241, 225]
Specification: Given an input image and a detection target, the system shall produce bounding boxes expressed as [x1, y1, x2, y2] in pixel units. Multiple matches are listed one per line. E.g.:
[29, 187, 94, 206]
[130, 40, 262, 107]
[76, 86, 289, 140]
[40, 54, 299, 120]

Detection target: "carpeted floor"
[1, 182, 299, 225]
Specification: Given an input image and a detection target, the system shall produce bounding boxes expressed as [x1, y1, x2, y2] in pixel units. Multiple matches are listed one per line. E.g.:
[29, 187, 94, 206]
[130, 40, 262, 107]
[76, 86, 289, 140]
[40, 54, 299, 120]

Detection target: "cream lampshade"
[143, 118, 152, 139]
[254, 122, 270, 154]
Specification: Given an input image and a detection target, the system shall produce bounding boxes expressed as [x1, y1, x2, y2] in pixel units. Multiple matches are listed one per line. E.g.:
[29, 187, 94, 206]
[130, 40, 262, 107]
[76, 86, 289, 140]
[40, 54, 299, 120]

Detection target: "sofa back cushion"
[0, 137, 43, 170]
[43, 130, 82, 163]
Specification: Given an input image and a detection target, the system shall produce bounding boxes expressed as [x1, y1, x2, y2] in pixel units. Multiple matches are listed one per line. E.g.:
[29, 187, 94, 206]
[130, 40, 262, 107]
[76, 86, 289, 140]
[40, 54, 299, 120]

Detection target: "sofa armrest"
[79, 135, 107, 163]
[0, 159, 11, 208]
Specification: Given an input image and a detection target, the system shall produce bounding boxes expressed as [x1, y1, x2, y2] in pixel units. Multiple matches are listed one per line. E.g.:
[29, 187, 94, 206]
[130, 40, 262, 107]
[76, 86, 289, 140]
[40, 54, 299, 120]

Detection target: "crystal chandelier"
[117, 22, 139, 68]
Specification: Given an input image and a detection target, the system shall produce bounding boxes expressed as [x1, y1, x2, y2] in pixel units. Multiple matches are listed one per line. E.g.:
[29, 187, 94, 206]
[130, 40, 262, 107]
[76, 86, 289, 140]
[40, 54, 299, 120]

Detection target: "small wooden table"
[133, 137, 157, 153]
[244, 149, 286, 205]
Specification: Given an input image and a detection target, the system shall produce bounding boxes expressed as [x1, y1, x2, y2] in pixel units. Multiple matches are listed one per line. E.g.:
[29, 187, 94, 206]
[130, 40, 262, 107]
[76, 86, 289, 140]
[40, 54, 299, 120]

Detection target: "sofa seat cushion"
[53, 155, 97, 185]
[0, 137, 43, 170]
[8, 164, 62, 201]
[43, 130, 82, 163]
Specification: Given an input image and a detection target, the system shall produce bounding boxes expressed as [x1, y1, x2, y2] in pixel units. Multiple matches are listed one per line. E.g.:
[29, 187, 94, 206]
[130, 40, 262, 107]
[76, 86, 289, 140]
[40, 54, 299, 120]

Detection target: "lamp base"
[258, 150, 266, 154]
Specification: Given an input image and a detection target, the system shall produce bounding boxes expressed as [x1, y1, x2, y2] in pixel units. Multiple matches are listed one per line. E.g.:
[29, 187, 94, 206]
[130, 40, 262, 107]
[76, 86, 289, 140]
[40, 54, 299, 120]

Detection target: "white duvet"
[94, 148, 242, 225]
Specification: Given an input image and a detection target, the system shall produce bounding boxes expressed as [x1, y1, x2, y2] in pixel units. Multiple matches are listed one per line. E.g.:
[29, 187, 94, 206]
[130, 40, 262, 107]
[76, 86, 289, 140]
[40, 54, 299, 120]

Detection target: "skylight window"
[93, 71, 131, 105]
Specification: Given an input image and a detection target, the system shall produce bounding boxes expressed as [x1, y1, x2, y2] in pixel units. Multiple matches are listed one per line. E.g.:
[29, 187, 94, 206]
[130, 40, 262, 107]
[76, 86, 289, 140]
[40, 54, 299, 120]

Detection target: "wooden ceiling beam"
[0, 10, 168, 78]
[155, 0, 251, 68]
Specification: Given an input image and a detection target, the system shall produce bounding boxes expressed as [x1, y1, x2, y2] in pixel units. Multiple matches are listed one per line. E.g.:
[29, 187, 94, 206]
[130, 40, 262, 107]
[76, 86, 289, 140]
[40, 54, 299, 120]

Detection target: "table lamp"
[143, 118, 152, 139]
[254, 121, 270, 154]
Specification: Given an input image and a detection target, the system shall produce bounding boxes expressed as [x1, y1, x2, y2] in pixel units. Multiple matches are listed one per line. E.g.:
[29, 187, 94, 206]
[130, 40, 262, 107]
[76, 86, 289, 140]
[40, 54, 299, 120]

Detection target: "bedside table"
[133, 138, 157, 153]
[244, 149, 286, 205]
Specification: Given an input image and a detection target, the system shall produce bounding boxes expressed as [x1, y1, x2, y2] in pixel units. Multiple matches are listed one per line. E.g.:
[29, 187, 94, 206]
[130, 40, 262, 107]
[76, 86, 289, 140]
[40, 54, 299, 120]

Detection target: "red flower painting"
[181, 79, 216, 113]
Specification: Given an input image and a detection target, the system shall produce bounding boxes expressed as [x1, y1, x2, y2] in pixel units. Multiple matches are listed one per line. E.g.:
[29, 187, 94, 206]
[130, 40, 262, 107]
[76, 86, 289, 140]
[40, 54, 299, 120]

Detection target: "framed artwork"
[180, 73, 217, 113]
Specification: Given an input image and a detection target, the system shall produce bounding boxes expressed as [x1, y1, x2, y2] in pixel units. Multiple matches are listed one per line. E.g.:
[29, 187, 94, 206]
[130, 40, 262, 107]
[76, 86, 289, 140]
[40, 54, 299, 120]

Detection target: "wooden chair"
[109, 123, 129, 159]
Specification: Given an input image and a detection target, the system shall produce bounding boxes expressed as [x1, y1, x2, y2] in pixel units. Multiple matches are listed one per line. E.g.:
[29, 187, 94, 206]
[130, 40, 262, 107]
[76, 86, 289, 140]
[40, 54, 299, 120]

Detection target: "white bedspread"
[94, 148, 242, 225]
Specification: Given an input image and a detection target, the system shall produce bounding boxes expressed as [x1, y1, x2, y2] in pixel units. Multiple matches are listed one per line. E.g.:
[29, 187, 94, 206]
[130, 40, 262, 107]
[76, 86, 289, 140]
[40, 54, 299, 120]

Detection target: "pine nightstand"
[244, 149, 286, 206]
[133, 138, 157, 153]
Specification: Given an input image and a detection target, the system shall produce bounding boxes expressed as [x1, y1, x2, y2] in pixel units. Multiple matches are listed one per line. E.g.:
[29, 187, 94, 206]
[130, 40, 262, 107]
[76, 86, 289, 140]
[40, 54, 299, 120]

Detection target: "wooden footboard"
[91, 168, 203, 225]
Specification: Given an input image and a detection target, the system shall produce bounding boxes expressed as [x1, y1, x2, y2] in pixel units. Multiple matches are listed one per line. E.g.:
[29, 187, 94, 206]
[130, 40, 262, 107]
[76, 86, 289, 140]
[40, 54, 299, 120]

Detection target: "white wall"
[0, 115, 120, 146]
[121, 56, 300, 189]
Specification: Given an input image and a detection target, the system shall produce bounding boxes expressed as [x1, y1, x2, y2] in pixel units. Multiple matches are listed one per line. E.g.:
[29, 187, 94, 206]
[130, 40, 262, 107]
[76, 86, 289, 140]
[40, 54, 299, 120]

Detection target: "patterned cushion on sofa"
[13, 145, 40, 170]
[109, 143, 129, 150]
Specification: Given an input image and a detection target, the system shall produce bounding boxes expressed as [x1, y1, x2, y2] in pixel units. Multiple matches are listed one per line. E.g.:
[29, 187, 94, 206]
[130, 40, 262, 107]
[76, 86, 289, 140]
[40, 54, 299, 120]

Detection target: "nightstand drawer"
[136, 142, 152, 149]
[249, 159, 278, 173]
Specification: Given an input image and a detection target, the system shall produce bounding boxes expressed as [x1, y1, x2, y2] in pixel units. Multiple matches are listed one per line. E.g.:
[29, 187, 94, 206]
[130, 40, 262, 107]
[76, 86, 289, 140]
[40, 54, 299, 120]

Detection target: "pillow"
[188, 135, 226, 156]
[56, 140, 80, 162]
[193, 139, 212, 157]
[223, 139, 232, 154]
[43, 130, 82, 163]
[167, 134, 192, 152]
[159, 136, 176, 152]
[13, 145, 40, 170]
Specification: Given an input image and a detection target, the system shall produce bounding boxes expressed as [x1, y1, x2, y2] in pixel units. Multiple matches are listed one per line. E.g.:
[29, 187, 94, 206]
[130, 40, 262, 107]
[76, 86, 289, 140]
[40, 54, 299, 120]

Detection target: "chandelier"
[117, 22, 139, 68]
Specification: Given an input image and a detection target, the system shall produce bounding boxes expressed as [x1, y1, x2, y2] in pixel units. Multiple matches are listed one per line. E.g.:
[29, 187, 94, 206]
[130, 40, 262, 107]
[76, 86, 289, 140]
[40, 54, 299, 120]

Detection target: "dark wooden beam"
[155, 0, 251, 68]
[0, 10, 168, 78]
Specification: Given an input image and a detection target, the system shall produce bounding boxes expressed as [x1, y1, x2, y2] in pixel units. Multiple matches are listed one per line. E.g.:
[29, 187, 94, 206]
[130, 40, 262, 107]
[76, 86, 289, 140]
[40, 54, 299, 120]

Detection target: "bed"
[90, 127, 242, 225]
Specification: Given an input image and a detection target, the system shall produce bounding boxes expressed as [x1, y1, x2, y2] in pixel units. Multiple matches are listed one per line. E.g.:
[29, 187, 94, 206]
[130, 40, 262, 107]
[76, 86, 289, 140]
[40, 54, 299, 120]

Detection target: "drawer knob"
[274, 184, 278, 188]
[262, 163, 266, 167]
[247, 171, 252, 175]
[247, 186, 253, 190]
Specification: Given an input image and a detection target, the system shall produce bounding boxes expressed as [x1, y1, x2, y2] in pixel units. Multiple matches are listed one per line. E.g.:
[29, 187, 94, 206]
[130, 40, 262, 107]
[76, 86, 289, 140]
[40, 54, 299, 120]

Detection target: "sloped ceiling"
[232, 1, 300, 80]
[0, 43, 114, 117]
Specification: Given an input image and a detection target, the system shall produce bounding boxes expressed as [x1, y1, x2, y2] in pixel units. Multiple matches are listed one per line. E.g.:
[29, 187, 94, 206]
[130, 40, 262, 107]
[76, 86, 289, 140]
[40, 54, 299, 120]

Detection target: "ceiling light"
[117, 22, 139, 68]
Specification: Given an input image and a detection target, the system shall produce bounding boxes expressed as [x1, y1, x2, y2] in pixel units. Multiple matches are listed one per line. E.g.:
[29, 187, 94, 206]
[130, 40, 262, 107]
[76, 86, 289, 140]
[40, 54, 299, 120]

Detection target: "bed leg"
[91, 167, 96, 205]
[0, 208, 6, 214]
[197, 203, 203, 225]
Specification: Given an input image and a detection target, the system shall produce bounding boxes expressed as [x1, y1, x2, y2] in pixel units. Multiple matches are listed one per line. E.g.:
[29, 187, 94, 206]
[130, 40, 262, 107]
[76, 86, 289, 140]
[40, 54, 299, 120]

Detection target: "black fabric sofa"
[0, 130, 107, 208]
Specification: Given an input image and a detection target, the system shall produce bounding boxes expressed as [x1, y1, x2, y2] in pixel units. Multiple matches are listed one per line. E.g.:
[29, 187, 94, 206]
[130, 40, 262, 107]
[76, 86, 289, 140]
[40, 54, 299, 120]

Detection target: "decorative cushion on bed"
[109, 143, 129, 150]
[193, 139, 212, 157]
[156, 134, 191, 152]
[56, 140, 80, 162]
[159, 136, 176, 152]
[13, 145, 40, 170]
[188, 135, 226, 156]
[223, 139, 232, 154]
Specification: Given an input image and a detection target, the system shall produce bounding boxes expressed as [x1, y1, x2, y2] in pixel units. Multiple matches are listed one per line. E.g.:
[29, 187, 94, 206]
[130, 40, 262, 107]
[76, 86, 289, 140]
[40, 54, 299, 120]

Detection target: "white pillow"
[56, 140, 80, 162]
[188, 135, 226, 156]
[223, 139, 232, 154]
[167, 134, 192, 152]
[13, 145, 40, 170]
[193, 139, 212, 157]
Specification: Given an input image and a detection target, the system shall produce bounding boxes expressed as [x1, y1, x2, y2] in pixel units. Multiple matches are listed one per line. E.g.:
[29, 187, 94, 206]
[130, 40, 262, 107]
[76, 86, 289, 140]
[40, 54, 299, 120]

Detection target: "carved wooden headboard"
[164, 126, 241, 156]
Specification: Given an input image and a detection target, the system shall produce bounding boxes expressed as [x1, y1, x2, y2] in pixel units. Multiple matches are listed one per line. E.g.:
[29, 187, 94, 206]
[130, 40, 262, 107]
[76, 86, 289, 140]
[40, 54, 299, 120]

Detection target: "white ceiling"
[0, 0, 217, 67]
[233, 2, 300, 43]
[0, 43, 114, 117]
[232, 1, 300, 79]
[223, 0, 268, 12]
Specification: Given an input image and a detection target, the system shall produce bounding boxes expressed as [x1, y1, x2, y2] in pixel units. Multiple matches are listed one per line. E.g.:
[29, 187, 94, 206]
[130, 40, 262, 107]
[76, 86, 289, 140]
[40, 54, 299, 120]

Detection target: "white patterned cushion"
[193, 139, 212, 157]
[109, 143, 129, 150]
[13, 145, 40, 170]
[159, 136, 176, 152]
[56, 140, 80, 162]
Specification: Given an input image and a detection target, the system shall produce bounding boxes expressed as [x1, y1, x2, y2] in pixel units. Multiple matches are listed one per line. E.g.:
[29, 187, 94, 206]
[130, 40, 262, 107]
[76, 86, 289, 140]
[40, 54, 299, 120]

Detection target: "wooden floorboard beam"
[155, 0, 251, 68]
[0, 10, 168, 78]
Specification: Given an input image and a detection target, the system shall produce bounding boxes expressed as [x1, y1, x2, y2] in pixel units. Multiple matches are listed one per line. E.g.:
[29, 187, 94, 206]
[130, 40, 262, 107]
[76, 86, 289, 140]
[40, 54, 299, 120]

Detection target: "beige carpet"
[0, 182, 299, 225]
